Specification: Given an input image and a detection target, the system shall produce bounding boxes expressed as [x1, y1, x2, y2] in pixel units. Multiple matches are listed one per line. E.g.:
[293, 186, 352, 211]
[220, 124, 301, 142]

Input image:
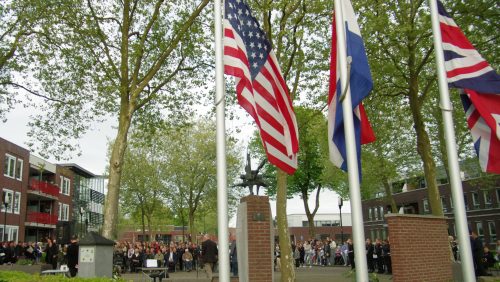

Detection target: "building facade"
[0, 137, 105, 243]
[363, 174, 500, 248]
[285, 213, 353, 243]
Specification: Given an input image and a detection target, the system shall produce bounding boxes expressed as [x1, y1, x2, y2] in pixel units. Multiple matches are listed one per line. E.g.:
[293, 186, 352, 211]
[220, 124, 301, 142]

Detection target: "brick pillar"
[386, 214, 452, 282]
[237, 195, 273, 282]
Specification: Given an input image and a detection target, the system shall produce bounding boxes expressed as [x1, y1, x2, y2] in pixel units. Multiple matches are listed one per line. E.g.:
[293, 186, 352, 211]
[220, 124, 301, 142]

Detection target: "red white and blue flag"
[438, 0, 500, 174]
[223, 0, 299, 174]
[329, 0, 375, 175]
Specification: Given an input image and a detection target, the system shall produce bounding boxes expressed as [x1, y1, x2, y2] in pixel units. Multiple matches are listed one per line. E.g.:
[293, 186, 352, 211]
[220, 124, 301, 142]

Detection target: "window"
[58, 203, 62, 220]
[423, 199, 430, 214]
[0, 226, 19, 242]
[4, 154, 16, 178]
[441, 197, 447, 213]
[379, 206, 384, 219]
[1, 189, 13, 213]
[488, 222, 496, 242]
[60, 176, 71, 196]
[13, 192, 20, 214]
[483, 191, 493, 208]
[59, 204, 69, 221]
[374, 207, 379, 220]
[464, 194, 469, 210]
[450, 196, 454, 210]
[472, 192, 480, 209]
[476, 222, 484, 239]
[419, 178, 427, 189]
[368, 208, 373, 221]
[15, 159, 23, 180]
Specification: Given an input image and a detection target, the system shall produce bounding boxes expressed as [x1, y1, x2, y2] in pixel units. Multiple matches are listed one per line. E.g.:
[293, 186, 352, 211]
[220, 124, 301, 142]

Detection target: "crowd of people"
[0, 236, 79, 277]
[1, 232, 499, 278]
[281, 237, 392, 274]
[112, 239, 202, 274]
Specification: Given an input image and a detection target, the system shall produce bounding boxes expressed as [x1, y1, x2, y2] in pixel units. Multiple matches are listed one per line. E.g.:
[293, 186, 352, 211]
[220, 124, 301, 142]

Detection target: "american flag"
[438, 0, 500, 174]
[329, 0, 375, 176]
[223, 0, 299, 174]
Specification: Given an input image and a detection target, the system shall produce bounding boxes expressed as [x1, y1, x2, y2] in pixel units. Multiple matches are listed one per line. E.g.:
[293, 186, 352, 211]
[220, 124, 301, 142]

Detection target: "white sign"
[80, 247, 95, 263]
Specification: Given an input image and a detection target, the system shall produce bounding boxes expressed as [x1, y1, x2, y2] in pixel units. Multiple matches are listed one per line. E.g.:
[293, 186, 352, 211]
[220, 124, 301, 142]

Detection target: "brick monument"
[386, 214, 452, 282]
[236, 195, 274, 282]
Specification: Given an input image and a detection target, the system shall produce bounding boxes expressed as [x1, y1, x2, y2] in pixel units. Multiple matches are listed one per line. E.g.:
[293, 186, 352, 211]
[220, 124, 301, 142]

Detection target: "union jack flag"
[438, 0, 500, 174]
[223, 0, 299, 174]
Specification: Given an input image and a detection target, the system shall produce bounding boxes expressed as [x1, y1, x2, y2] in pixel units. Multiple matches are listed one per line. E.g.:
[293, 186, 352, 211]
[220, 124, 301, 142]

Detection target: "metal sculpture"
[235, 152, 267, 195]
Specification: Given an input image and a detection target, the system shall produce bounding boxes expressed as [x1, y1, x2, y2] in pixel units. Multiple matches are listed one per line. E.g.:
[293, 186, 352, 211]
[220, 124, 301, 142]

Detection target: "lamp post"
[338, 196, 343, 244]
[79, 206, 84, 238]
[3, 195, 9, 242]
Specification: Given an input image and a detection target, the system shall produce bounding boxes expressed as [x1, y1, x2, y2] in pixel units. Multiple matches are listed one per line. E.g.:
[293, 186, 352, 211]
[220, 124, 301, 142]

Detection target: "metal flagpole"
[214, 0, 230, 281]
[428, 1, 475, 281]
[334, 1, 369, 281]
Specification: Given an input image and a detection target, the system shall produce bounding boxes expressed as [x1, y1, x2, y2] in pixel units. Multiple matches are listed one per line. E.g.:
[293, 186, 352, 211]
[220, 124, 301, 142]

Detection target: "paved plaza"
[120, 265, 394, 282]
[119, 262, 500, 282]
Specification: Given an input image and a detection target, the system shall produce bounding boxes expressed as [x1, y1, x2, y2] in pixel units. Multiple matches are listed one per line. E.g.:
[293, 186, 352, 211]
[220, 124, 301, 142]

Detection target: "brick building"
[1, 137, 105, 243]
[285, 213, 353, 243]
[363, 166, 500, 247]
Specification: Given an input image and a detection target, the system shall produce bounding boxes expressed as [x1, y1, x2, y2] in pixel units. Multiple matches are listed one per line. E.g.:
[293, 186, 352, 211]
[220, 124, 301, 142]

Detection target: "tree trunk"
[276, 169, 295, 282]
[102, 107, 133, 239]
[146, 214, 153, 242]
[302, 187, 321, 239]
[189, 210, 196, 239]
[140, 206, 146, 241]
[408, 84, 443, 216]
[382, 177, 398, 213]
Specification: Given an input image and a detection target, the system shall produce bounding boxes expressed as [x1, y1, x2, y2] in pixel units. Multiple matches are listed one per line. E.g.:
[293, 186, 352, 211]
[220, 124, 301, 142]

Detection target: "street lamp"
[338, 196, 344, 244]
[79, 206, 85, 237]
[3, 194, 10, 242]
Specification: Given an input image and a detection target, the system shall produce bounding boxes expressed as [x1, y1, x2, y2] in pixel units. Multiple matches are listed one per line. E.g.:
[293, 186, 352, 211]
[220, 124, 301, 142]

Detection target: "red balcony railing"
[26, 211, 58, 225]
[29, 179, 59, 197]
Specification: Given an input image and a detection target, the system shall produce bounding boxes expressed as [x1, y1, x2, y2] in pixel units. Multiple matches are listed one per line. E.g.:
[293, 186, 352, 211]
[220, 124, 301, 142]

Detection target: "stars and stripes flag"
[223, 0, 299, 174]
[329, 0, 375, 176]
[438, 0, 500, 174]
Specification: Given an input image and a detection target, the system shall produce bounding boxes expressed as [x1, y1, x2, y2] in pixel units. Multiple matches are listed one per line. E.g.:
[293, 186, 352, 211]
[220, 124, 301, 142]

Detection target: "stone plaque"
[80, 247, 95, 263]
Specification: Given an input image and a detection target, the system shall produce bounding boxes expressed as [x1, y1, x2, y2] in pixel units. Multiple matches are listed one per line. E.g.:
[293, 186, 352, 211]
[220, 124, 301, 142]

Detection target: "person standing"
[470, 230, 486, 276]
[66, 235, 79, 277]
[347, 238, 355, 270]
[201, 234, 218, 280]
[366, 238, 375, 273]
[45, 238, 58, 269]
[382, 238, 392, 274]
[229, 234, 238, 276]
[374, 238, 384, 274]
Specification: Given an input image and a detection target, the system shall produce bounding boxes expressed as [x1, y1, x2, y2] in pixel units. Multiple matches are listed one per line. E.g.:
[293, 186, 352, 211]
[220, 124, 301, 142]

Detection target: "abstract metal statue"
[235, 152, 267, 195]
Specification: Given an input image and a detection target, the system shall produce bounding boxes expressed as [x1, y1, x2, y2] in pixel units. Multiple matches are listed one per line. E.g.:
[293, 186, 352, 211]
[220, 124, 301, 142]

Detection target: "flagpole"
[334, 1, 369, 281]
[429, 1, 475, 281]
[214, 0, 230, 281]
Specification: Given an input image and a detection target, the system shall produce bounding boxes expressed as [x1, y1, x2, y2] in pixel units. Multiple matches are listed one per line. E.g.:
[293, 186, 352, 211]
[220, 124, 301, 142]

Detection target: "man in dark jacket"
[366, 238, 375, 273]
[470, 230, 486, 277]
[201, 234, 218, 280]
[66, 235, 79, 277]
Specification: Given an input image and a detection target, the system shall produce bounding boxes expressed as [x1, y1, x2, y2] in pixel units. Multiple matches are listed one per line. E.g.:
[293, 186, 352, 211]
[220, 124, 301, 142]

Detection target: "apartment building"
[0, 137, 105, 243]
[362, 165, 500, 247]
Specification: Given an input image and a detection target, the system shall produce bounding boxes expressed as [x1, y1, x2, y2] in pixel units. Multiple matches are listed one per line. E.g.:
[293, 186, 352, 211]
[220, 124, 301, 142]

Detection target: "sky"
[0, 101, 351, 219]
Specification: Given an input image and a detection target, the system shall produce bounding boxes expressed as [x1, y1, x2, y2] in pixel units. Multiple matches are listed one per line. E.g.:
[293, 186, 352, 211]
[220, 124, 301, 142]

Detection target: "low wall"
[386, 214, 452, 282]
